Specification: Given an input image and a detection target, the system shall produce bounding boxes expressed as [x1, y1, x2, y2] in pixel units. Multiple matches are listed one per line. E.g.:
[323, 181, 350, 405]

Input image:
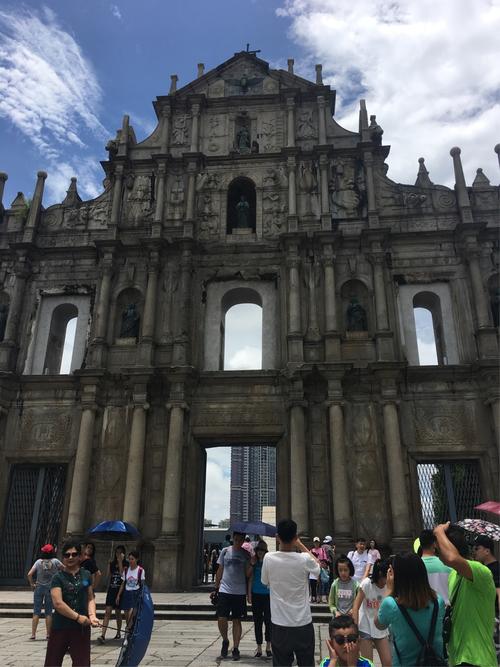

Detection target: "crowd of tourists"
[213, 520, 500, 666]
[25, 519, 499, 666]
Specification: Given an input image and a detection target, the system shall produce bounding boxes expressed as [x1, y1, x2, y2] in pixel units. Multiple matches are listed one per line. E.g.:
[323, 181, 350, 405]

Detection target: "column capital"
[133, 401, 150, 411]
[325, 399, 345, 409]
[287, 399, 307, 411]
[166, 401, 189, 412]
[316, 94, 326, 107]
[190, 102, 201, 115]
[286, 96, 296, 109]
[157, 162, 167, 176]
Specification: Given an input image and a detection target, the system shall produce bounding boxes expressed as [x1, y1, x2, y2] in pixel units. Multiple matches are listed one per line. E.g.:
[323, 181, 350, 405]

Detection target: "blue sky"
[1, 0, 498, 207]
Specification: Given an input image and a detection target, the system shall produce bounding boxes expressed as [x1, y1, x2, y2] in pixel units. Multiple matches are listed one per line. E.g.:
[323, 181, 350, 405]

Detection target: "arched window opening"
[413, 292, 445, 365]
[221, 288, 262, 370]
[226, 177, 256, 234]
[43, 304, 78, 374]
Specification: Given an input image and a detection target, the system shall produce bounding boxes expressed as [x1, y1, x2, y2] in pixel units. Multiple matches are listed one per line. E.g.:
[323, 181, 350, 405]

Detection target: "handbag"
[210, 590, 219, 606]
[394, 598, 446, 667]
[442, 575, 462, 644]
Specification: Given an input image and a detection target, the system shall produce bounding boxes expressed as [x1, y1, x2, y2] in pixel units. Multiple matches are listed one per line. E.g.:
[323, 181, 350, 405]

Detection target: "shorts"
[121, 589, 140, 611]
[105, 587, 120, 608]
[34, 584, 53, 617]
[216, 592, 247, 620]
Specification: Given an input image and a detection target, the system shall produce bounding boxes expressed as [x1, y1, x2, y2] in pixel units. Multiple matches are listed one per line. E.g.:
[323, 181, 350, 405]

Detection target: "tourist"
[309, 537, 326, 603]
[419, 528, 451, 604]
[329, 555, 359, 617]
[318, 560, 331, 604]
[248, 540, 272, 658]
[261, 518, 320, 666]
[347, 539, 369, 582]
[352, 559, 391, 666]
[98, 545, 127, 644]
[363, 539, 381, 578]
[44, 540, 99, 667]
[376, 552, 445, 666]
[214, 530, 252, 661]
[322, 535, 336, 584]
[115, 550, 145, 631]
[210, 545, 219, 582]
[309, 560, 319, 603]
[80, 542, 102, 590]
[320, 615, 374, 667]
[27, 543, 63, 640]
[242, 535, 255, 556]
[473, 534, 500, 661]
[433, 522, 496, 666]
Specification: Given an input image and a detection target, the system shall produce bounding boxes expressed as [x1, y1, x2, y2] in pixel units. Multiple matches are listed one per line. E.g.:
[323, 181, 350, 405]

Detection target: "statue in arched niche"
[119, 304, 140, 339]
[346, 297, 367, 331]
[235, 195, 251, 228]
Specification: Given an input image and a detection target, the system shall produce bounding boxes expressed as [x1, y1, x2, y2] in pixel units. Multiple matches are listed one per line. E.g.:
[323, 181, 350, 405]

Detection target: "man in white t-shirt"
[261, 518, 320, 666]
[347, 539, 369, 582]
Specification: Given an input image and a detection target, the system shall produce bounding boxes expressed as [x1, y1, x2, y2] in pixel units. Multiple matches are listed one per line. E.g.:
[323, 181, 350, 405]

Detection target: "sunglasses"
[333, 634, 358, 645]
[63, 552, 79, 559]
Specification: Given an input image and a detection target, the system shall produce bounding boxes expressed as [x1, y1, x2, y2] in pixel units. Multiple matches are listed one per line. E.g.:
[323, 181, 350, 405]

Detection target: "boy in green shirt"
[434, 522, 496, 667]
[320, 615, 373, 667]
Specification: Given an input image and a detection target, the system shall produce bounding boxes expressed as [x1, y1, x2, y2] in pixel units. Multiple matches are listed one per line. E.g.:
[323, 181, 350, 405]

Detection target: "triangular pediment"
[173, 52, 320, 99]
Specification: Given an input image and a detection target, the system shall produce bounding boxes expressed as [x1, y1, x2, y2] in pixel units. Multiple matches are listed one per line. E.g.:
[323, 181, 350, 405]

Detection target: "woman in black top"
[98, 545, 127, 643]
[80, 542, 102, 590]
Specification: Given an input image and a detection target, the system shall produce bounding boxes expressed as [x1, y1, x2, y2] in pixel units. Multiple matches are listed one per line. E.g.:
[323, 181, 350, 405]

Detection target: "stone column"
[467, 249, 490, 328]
[161, 403, 186, 534]
[123, 402, 148, 527]
[190, 104, 200, 153]
[110, 164, 124, 226]
[288, 254, 301, 335]
[319, 155, 330, 215]
[160, 107, 171, 154]
[185, 165, 196, 222]
[323, 244, 340, 360]
[142, 253, 159, 341]
[286, 97, 295, 148]
[328, 401, 351, 535]
[382, 400, 411, 537]
[289, 403, 309, 535]
[363, 152, 379, 227]
[94, 263, 113, 343]
[153, 163, 166, 235]
[67, 406, 96, 534]
[23, 171, 47, 242]
[450, 147, 473, 224]
[0, 172, 7, 206]
[317, 96, 326, 144]
[371, 254, 389, 331]
[172, 243, 192, 364]
[287, 157, 297, 216]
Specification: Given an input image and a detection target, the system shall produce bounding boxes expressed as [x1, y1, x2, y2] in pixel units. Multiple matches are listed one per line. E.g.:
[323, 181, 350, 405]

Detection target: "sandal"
[29, 636, 36, 641]
[97, 636, 105, 645]
[254, 649, 262, 657]
[114, 632, 121, 640]
[266, 650, 273, 658]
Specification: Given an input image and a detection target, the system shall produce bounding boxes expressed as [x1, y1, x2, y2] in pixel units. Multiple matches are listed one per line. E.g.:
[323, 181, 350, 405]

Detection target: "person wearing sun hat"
[27, 544, 63, 641]
[473, 534, 500, 661]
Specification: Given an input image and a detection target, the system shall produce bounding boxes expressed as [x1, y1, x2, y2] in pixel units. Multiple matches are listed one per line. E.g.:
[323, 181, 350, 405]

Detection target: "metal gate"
[417, 461, 482, 529]
[0, 464, 66, 584]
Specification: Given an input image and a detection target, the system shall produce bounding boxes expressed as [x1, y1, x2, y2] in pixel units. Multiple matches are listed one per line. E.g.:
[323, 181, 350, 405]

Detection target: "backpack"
[394, 598, 446, 667]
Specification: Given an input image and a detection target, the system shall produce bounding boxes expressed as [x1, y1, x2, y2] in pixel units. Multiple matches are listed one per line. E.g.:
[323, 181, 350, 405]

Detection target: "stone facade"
[0, 52, 498, 590]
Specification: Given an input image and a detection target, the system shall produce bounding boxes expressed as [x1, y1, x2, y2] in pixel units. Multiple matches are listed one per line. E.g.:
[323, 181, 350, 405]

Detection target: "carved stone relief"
[258, 113, 282, 153]
[123, 174, 153, 226]
[299, 161, 319, 216]
[19, 410, 72, 449]
[330, 159, 366, 218]
[167, 174, 185, 220]
[414, 403, 472, 445]
[171, 114, 189, 153]
[262, 190, 287, 238]
[204, 114, 227, 154]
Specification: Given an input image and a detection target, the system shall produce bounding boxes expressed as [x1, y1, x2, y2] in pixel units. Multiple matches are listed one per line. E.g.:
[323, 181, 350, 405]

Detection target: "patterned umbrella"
[456, 518, 500, 541]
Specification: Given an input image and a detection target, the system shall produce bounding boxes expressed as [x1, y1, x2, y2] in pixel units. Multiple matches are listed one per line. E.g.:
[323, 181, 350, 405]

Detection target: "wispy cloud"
[0, 6, 108, 200]
[110, 4, 122, 20]
[277, 0, 500, 186]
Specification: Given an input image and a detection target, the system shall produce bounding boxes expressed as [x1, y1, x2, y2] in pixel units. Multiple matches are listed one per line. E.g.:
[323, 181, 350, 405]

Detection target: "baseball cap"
[40, 544, 55, 554]
[474, 535, 494, 552]
[323, 535, 333, 543]
[313, 536, 320, 542]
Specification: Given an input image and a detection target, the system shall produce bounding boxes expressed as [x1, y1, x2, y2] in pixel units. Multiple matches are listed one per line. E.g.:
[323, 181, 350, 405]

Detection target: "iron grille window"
[417, 461, 482, 529]
[0, 464, 66, 584]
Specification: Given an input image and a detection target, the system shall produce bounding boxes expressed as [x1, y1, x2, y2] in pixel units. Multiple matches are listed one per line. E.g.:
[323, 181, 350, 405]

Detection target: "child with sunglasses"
[321, 615, 373, 667]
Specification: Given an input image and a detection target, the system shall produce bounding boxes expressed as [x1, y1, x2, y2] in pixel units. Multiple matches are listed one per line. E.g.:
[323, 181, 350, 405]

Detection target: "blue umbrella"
[116, 584, 154, 666]
[231, 521, 276, 537]
[87, 520, 141, 541]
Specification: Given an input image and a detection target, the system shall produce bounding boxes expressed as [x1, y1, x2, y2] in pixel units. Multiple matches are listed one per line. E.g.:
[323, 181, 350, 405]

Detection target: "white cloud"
[227, 345, 262, 370]
[277, 0, 500, 186]
[205, 449, 231, 523]
[110, 4, 122, 20]
[0, 7, 108, 202]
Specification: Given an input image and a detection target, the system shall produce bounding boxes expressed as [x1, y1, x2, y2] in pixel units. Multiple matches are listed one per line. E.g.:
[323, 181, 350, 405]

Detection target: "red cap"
[40, 544, 54, 554]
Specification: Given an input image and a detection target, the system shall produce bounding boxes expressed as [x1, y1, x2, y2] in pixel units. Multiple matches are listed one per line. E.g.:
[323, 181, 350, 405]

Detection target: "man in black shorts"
[215, 531, 252, 661]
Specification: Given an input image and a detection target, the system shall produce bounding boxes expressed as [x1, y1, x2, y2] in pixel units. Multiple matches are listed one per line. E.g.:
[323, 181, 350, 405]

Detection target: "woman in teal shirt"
[376, 552, 445, 666]
[248, 540, 272, 658]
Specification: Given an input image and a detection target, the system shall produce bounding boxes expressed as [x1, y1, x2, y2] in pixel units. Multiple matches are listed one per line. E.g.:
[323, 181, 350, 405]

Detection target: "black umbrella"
[231, 521, 276, 537]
